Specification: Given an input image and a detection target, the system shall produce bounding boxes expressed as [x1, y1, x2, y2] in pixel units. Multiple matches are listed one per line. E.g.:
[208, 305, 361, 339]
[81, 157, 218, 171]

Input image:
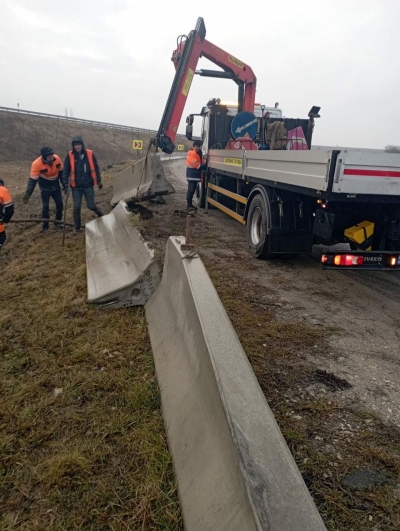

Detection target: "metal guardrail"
[0, 105, 193, 139]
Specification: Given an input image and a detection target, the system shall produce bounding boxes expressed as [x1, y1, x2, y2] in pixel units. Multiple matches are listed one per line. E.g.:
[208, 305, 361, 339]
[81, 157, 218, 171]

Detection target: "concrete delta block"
[145, 236, 326, 531]
[85, 201, 161, 309]
[111, 153, 175, 206]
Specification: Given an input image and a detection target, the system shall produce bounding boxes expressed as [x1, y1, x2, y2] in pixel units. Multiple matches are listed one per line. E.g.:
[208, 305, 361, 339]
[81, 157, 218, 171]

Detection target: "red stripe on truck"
[344, 169, 400, 178]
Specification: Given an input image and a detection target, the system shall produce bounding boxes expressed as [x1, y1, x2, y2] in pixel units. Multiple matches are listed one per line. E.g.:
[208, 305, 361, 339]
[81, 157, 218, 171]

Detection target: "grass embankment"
[0, 171, 182, 530]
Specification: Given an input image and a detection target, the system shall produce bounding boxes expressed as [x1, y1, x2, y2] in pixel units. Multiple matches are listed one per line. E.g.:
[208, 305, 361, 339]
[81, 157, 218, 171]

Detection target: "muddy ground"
[158, 160, 400, 429]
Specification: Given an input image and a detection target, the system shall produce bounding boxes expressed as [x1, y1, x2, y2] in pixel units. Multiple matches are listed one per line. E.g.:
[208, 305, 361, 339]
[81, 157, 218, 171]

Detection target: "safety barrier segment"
[111, 153, 175, 206]
[85, 201, 161, 309]
[159, 153, 187, 161]
[145, 236, 327, 531]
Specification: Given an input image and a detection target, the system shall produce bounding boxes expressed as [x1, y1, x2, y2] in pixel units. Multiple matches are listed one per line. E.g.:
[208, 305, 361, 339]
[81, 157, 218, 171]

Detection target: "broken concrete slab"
[85, 201, 161, 309]
[111, 153, 175, 206]
[145, 236, 327, 531]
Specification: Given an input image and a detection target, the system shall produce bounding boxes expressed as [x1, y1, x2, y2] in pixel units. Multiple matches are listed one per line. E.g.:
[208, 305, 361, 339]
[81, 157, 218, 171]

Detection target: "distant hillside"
[0, 109, 192, 166]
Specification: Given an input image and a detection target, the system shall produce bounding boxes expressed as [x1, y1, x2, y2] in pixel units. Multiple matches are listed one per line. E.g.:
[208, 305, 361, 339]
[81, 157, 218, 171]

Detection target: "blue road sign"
[231, 111, 258, 140]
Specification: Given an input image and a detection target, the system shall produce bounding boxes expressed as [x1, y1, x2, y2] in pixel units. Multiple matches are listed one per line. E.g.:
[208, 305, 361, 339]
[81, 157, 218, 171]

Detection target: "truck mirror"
[186, 124, 193, 140]
[186, 115, 194, 125]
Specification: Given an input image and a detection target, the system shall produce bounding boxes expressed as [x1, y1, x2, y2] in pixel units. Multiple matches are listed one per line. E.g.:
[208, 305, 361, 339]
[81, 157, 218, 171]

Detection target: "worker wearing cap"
[0, 179, 14, 252]
[23, 147, 64, 231]
[62, 136, 103, 234]
[186, 140, 204, 212]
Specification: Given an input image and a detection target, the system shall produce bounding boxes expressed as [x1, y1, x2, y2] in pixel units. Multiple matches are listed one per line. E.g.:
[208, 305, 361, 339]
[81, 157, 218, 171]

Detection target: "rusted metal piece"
[180, 213, 195, 251]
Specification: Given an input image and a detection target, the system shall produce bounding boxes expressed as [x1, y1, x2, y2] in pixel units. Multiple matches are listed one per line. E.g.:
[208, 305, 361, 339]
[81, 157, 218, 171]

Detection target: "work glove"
[98, 183, 103, 190]
[22, 194, 30, 204]
[63, 188, 68, 195]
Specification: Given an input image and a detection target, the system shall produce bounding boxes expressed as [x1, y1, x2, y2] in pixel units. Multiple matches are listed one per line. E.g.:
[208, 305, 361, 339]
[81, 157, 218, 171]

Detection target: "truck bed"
[208, 149, 400, 200]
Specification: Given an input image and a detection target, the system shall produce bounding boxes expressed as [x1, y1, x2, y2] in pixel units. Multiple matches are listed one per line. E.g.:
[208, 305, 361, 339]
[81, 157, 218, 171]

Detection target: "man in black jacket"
[62, 136, 103, 233]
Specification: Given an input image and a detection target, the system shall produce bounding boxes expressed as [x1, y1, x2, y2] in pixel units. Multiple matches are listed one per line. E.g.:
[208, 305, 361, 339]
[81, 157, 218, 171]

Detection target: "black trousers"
[40, 187, 63, 229]
[0, 230, 6, 251]
[186, 180, 198, 208]
[71, 186, 103, 230]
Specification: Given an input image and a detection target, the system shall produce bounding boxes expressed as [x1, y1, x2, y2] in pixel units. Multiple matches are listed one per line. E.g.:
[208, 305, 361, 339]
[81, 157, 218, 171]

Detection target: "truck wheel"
[196, 181, 206, 209]
[247, 194, 300, 260]
[247, 194, 273, 259]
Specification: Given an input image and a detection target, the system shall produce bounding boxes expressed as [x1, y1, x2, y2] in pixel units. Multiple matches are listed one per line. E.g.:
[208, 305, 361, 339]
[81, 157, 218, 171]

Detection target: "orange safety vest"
[186, 149, 202, 181]
[0, 185, 13, 233]
[68, 149, 97, 188]
[186, 149, 201, 169]
[30, 154, 63, 181]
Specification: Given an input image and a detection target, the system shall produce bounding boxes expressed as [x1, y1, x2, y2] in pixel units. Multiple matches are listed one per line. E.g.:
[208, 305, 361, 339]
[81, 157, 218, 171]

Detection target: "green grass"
[0, 180, 182, 530]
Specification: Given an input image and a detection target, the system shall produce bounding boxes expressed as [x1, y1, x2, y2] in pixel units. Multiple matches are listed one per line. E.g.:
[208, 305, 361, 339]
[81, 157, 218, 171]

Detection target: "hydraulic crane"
[155, 17, 257, 154]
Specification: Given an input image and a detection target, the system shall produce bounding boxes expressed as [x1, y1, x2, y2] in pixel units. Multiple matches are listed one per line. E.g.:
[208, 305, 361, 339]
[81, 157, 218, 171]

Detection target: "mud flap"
[111, 153, 175, 206]
[85, 201, 162, 309]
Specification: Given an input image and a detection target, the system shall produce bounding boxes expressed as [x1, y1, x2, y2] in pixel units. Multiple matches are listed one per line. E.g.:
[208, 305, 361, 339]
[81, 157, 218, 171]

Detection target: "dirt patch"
[314, 369, 353, 391]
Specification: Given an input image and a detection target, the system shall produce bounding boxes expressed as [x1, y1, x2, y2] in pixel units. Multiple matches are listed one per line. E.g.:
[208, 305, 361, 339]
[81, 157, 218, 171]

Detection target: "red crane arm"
[156, 18, 257, 154]
[198, 39, 256, 112]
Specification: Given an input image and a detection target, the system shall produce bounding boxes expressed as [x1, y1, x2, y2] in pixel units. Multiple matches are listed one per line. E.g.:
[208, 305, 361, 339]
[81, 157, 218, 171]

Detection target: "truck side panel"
[209, 149, 332, 191]
[332, 151, 400, 196]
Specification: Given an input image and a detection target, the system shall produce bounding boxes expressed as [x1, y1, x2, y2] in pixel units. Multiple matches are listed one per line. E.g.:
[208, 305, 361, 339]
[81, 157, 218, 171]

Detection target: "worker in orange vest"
[23, 147, 65, 231]
[186, 140, 205, 212]
[62, 136, 103, 234]
[0, 179, 14, 252]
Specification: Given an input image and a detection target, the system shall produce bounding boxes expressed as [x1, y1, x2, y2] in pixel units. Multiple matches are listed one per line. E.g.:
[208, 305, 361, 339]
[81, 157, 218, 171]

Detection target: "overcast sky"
[1, 0, 399, 148]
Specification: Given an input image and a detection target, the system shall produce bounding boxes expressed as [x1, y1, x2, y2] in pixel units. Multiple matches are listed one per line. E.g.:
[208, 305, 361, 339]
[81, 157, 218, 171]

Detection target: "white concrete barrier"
[111, 153, 175, 206]
[159, 153, 186, 161]
[85, 201, 161, 309]
[145, 236, 327, 531]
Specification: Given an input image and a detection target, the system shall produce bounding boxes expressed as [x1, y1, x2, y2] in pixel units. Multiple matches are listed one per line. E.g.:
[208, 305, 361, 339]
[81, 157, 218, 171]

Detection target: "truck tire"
[196, 180, 206, 209]
[247, 194, 274, 259]
[247, 194, 300, 260]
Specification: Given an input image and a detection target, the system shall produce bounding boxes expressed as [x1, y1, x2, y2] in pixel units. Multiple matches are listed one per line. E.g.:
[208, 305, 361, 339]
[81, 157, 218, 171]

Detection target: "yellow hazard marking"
[228, 55, 244, 68]
[224, 157, 242, 166]
[208, 183, 247, 204]
[207, 197, 246, 224]
[182, 68, 194, 96]
[132, 140, 143, 150]
[177, 144, 184, 151]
